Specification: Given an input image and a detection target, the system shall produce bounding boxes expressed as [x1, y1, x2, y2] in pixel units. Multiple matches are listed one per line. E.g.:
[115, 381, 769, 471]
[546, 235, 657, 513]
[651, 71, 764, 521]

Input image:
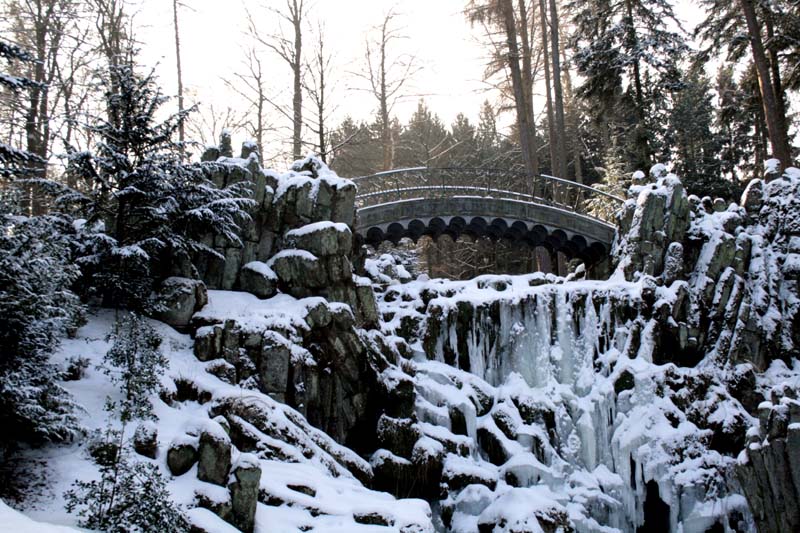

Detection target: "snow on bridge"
[352, 167, 623, 266]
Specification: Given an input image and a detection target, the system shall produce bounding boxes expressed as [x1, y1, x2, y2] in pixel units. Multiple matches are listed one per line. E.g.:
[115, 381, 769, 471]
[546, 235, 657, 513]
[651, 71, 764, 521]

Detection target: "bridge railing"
[351, 167, 624, 224]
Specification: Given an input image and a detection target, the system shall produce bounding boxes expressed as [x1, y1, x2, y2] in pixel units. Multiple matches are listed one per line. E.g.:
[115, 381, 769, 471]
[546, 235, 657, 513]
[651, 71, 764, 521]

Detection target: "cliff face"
[415, 166, 800, 381]
[151, 144, 800, 533]
[369, 166, 800, 532]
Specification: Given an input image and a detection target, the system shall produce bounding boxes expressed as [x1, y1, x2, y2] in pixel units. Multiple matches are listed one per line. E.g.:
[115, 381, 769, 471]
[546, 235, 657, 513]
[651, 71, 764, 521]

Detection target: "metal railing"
[352, 167, 625, 224]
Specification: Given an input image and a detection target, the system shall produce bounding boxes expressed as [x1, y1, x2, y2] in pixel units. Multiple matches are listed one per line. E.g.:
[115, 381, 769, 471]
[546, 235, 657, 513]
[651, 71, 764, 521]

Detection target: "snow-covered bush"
[64, 440, 189, 533]
[102, 313, 167, 422]
[61, 62, 254, 310]
[0, 211, 84, 456]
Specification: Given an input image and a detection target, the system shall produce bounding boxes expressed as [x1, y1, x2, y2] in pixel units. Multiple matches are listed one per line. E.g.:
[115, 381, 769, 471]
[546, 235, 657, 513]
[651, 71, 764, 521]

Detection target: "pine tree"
[449, 113, 478, 167]
[61, 62, 254, 309]
[666, 66, 737, 199]
[328, 116, 378, 177]
[396, 100, 450, 168]
[0, 211, 84, 456]
[716, 65, 761, 182]
[571, 0, 689, 172]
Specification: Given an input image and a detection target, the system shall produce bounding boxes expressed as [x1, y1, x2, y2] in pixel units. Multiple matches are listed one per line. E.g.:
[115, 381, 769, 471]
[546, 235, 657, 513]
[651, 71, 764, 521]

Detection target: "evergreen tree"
[102, 313, 167, 423]
[0, 211, 84, 457]
[716, 65, 761, 182]
[449, 113, 478, 167]
[0, 38, 83, 459]
[61, 62, 254, 309]
[666, 66, 736, 199]
[571, 0, 689, 172]
[396, 100, 450, 168]
[328, 116, 381, 177]
[0, 39, 45, 181]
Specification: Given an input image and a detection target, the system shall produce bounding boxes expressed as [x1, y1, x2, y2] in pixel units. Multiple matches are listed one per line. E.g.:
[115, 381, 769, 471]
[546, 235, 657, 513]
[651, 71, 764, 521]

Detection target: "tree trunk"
[763, 10, 786, 127]
[537, 0, 557, 175]
[499, 0, 539, 182]
[738, 0, 792, 171]
[292, 1, 303, 160]
[517, 0, 536, 150]
[549, 0, 567, 179]
[623, 0, 649, 170]
[173, 0, 185, 148]
[380, 33, 392, 171]
[561, 44, 582, 183]
[317, 50, 327, 162]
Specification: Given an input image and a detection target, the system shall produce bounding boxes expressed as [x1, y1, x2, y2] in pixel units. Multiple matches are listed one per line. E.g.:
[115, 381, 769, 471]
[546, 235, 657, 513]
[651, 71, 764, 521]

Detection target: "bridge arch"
[352, 167, 622, 270]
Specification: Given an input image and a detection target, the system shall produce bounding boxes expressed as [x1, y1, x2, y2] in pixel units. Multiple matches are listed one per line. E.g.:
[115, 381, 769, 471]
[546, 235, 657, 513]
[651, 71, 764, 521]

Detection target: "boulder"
[355, 283, 380, 327]
[285, 222, 352, 257]
[258, 332, 292, 401]
[239, 261, 277, 299]
[153, 277, 208, 329]
[741, 179, 765, 217]
[167, 437, 199, 476]
[133, 421, 158, 459]
[195, 487, 232, 525]
[197, 426, 232, 486]
[376, 415, 420, 458]
[205, 359, 237, 384]
[201, 145, 220, 162]
[194, 325, 223, 361]
[269, 250, 327, 289]
[228, 454, 261, 533]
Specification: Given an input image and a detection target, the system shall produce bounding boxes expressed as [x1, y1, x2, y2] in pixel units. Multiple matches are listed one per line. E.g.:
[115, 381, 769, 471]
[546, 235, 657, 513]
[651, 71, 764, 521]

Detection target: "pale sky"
[133, 0, 492, 154]
[131, 0, 707, 156]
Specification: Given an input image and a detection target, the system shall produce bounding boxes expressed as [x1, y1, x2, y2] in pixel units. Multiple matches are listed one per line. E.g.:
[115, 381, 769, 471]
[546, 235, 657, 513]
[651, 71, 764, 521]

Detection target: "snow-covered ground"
[13, 307, 433, 533]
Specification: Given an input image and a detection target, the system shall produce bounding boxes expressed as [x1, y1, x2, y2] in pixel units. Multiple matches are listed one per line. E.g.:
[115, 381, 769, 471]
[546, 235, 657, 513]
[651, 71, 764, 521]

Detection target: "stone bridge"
[352, 167, 623, 267]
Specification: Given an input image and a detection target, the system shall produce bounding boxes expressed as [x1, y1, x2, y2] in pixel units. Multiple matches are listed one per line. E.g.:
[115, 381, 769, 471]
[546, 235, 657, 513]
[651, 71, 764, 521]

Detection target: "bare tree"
[4, 1, 77, 175]
[303, 22, 337, 162]
[356, 10, 421, 171]
[185, 102, 245, 150]
[247, 0, 306, 160]
[90, 0, 134, 71]
[1, 0, 95, 214]
[223, 46, 271, 156]
[466, 0, 540, 179]
[89, 0, 136, 134]
[537, 0, 557, 173]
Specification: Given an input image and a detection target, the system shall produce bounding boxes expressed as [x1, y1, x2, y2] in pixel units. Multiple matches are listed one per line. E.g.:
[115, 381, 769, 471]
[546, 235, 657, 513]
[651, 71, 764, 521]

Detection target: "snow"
[18, 310, 435, 532]
[267, 248, 318, 264]
[273, 157, 354, 202]
[285, 221, 350, 237]
[242, 261, 277, 280]
[194, 290, 323, 333]
[0, 501, 81, 532]
[764, 158, 781, 174]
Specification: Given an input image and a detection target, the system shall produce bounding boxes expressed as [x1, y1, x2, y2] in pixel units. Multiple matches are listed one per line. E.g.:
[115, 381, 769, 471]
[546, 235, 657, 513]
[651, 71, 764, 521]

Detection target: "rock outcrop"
[155, 141, 800, 533]
[364, 166, 800, 532]
[736, 380, 800, 533]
